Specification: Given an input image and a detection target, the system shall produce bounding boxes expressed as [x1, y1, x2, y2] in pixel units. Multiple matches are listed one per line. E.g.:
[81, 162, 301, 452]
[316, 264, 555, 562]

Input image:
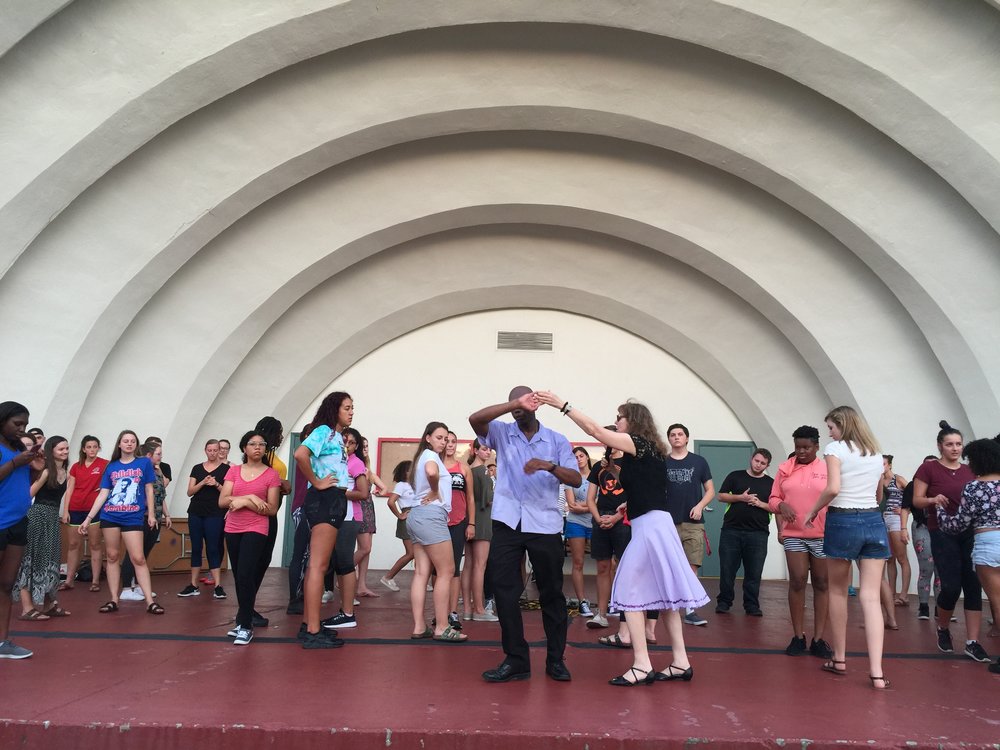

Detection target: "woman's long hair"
[76, 435, 101, 466]
[392, 460, 412, 483]
[824, 406, 880, 456]
[342, 428, 365, 461]
[573, 446, 593, 472]
[408, 422, 448, 485]
[110, 430, 140, 462]
[617, 401, 669, 456]
[309, 392, 351, 430]
[43, 435, 68, 488]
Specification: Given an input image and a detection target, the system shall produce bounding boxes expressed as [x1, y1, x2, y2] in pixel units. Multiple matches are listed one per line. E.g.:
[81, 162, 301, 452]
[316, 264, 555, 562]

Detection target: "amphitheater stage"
[1, 572, 997, 749]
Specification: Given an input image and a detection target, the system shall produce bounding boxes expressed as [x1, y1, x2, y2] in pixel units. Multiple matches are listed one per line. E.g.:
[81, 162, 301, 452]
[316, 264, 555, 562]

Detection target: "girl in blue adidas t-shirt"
[79, 430, 164, 615]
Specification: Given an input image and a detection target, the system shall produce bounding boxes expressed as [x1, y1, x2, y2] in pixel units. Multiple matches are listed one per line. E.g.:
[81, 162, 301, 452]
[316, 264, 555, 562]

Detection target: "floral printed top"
[939, 479, 1000, 534]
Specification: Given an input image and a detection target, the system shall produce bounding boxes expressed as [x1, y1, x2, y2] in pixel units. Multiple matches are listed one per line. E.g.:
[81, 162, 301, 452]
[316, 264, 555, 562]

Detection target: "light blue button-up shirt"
[481, 418, 577, 534]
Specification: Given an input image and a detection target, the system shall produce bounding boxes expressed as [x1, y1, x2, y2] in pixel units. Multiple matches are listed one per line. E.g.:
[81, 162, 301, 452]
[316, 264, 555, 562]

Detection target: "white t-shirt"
[823, 440, 883, 509]
[413, 449, 452, 511]
[393, 481, 417, 510]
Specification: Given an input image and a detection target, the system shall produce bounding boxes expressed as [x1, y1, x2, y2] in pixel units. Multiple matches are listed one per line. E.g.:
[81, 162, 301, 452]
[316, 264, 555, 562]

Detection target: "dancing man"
[470, 386, 580, 683]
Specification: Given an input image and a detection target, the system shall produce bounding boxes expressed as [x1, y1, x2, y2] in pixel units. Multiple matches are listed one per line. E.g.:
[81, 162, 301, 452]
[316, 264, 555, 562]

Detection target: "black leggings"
[226, 531, 269, 628]
[930, 528, 982, 612]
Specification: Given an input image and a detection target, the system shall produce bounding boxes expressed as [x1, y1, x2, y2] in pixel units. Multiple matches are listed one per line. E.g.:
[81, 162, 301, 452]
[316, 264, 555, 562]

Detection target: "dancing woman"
[536, 391, 708, 685]
[804, 406, 889, 689]
[565, 446, 594, 617]
[464, 439, 495, 619]
[354, 437, 386, 598]
[379, 461, 415, 591]
[443, 431, 475, 627]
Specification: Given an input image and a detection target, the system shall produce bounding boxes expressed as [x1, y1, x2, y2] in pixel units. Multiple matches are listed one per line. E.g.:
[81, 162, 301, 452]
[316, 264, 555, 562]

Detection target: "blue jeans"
[717, 528, 769, 612]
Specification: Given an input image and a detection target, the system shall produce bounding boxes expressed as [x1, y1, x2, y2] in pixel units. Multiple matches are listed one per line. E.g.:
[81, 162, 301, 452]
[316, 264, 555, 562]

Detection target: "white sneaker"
[587, 613, 609, 629]
[120, 587, 144, 601]
[472, 612, 499, 622]
[227, 627, 240, 638]
[233, 627, 253, 646]
[426, 583, 434, 592]
[378, 576, 399, 592]
[579, 599, 594, 617]
[321, 590, 335, 603]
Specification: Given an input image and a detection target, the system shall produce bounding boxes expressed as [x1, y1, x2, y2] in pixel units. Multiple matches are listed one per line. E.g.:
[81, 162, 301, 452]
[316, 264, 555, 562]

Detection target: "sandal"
[655, 664, 694, 682]
[147, 602, 165, 615]
[98, 601, 119, 613]
[58, 582, 74, 591]
[609, 666, 655, 687]
[821, 659, 847, 675]
[42, 605, 71, 617]
[89, 583, 101, 592]
[433, 625, 468, 642]
[869, 675, 891, 690]
[598, 633, 631, 649]
[410, 627, 433, 639]
[19, 608, 50, 621]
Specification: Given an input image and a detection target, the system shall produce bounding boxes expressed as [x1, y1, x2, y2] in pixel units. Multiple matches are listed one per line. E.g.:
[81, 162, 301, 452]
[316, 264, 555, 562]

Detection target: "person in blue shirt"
[470, 386, 580, 683]
[78, 430, 163, 615]
[0, 401, 42, 659]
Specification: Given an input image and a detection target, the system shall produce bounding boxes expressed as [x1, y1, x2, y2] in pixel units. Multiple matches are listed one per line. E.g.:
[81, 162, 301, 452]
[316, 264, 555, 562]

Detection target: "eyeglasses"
[246, 442, 268, 448]
[615, 415, 624, 421]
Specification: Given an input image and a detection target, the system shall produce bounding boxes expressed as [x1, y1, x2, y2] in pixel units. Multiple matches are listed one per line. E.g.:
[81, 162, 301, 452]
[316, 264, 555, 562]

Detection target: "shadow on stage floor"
[1, 571, 997, 749]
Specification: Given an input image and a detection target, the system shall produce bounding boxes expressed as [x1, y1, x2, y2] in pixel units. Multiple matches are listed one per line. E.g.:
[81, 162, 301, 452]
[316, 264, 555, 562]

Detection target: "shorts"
[0, 515, 28, 550]
[591, 521, 631, 561]
[972, 530, 1000, 568]
[782, 537, 826, 558]
[406, 504, 450, 547]
[68, 510, 90, 526]
[564, 521, 592, 541]
[823, 508, 890, 560]
[99, 520, 146, 533]
[304, 486, 347, 529]
[676, 522, 705, 568]
[395, 516, 409, 541]
[448, 522, 467, 576]
[883, 512, 901, 533]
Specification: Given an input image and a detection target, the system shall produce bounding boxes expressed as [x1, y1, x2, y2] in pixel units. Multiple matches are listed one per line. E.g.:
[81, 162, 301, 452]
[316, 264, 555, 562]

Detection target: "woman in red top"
[61, 436, 108, 592]
[444, 432, 475, 626]
[912, 421, 988, 661]
[768, 426, 831, 658]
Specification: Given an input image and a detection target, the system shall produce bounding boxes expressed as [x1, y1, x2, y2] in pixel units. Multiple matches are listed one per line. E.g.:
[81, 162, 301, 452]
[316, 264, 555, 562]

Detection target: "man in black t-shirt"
[715, 449, 774, 616]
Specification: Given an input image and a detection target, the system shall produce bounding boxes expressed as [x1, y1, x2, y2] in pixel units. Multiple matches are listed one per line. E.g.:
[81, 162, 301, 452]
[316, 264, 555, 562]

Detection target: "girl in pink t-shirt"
[219, 431, 281, 645]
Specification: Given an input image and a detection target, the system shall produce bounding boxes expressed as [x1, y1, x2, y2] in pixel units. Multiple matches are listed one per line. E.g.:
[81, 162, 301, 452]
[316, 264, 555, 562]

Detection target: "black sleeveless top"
[618, 435, 669, 520]
[35, 477, 67, 508]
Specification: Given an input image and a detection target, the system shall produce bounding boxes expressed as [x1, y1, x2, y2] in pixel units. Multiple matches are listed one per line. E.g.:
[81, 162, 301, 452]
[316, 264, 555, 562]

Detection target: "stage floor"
[1, 571, 997, 749]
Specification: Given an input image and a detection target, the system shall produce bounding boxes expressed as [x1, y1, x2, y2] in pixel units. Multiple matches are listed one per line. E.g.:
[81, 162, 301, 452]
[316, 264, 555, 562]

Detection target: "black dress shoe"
[545, 660, 572, 682]
[252, 612, 269, 628]
[715, 604, 731, 614]
[745, 609, 763, 617]
[609, 666, 654, 687]
[482, 662, 531, 683]
[286, 600, 304, 615]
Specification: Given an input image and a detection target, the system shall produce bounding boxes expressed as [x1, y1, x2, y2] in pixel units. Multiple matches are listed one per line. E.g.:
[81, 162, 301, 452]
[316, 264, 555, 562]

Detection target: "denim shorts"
[823, 508, 890, 560]
[406, 504, 450, 546]
[564, 521, 592, 540]
[972, 530, 1000, 567]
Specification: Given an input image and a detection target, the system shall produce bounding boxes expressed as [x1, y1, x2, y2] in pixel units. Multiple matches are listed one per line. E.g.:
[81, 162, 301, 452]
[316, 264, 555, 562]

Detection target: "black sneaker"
[965, 640, 990, 663]
[937, 627, 954, 653]
[447, 612, 462, 630]
[989, 659, 1000, 675]
[785, 635, 807, 656]
[177, 584, 200, 597]
[286, 599, 304, 615]
[715, 603, 731, 614]
[322, 610, 357, 629]
[917, 603, 930, 620]
[252, 611, 269, 628]
[745, 609, 763, 617]
[810, 638, 833, 659]
[302, 631, 345, 649]
[213, 586, 227, 600]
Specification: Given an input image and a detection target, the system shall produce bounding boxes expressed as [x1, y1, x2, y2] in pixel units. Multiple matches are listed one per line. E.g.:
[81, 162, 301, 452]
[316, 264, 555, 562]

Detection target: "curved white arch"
[3, 0, 1000, 273]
